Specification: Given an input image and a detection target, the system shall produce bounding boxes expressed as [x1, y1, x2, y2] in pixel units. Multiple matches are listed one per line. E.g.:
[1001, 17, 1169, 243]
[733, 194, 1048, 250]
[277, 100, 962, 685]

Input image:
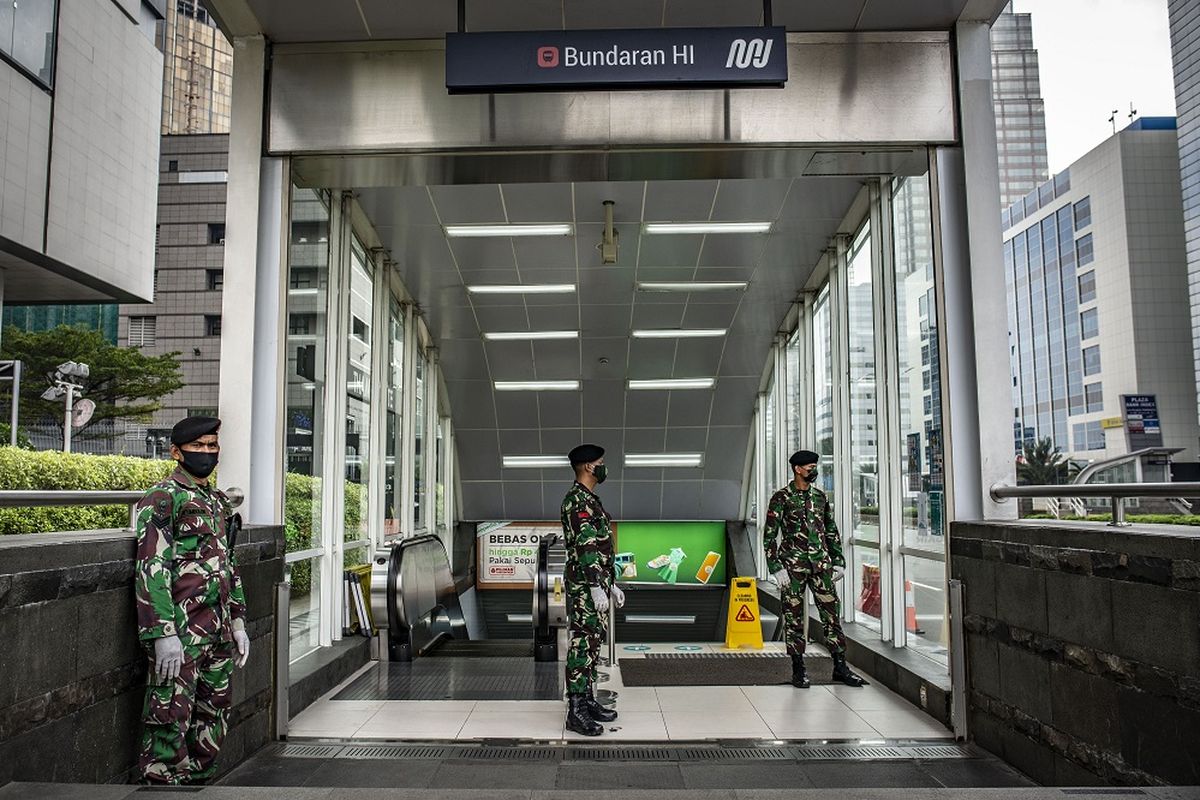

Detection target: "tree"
[0, 325, 184, 439]
[1016, 437, 1074, 486]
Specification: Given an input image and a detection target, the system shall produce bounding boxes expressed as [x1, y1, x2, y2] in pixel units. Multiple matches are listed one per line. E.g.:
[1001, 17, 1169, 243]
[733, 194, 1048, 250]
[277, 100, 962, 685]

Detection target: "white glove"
[773, 569, 791, 588]
[590, 585, 610, 613]
[154, 635, 184, 681]
[233, 629, 251, 668]
[611, 584, 626, 609]
[831, 567, 845, 582]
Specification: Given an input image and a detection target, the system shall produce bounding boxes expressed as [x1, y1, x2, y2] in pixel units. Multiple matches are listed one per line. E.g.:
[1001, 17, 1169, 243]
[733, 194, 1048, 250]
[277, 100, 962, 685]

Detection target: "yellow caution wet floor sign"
[725, 577, 764, 649]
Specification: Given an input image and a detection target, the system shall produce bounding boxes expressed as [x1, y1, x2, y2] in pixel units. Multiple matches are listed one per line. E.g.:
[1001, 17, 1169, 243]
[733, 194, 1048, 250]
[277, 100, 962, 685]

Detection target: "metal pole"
[762, 0, 773, 27]
[274, 581, 291, 739]
[10, 361, 20, 447]
[457, 0, 465, 32]
[63, 384, 73, 453]
[128, 503, 139, 532]
[1110, 496, 1128, 527]
[606, 595, 616, 667]
[948, 578, 968, 741]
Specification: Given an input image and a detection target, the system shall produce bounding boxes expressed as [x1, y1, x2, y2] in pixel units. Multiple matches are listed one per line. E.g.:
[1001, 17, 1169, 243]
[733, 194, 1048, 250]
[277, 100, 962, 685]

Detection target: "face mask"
[807, 467, 819, 481]
[180, 450, 218, 479]
[593, 464, 608, 484]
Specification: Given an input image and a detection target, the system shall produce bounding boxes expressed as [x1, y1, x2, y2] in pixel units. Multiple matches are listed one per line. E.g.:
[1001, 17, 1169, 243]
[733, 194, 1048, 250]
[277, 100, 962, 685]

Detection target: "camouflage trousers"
[781, 568, 847, 657]
[138, 640, 235, 785]
[565, 584, 608, 695]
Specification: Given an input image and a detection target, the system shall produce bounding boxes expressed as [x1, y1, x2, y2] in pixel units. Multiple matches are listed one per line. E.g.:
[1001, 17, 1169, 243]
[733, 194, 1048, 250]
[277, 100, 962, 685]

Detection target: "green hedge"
[283, 471, 365, 596]
[0, 447, 176, 534]
[1025, 511, 1200, 526]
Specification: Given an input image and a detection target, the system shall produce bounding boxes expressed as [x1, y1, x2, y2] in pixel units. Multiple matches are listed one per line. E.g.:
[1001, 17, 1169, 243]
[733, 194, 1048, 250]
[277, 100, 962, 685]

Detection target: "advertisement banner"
[476, 522, 558, 589]
[614, 521, 726, 586]
[446, 26, 788, 94]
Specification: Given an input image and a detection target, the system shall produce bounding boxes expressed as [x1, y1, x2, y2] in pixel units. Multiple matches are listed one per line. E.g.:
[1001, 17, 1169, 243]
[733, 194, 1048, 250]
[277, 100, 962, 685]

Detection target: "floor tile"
[316, 700, 386, 713]
[759, 707, 878, 739]
[562, 711, 668, 740]
[301, 758, 441, 788]
[825, 684, 920, 711]
[356, 708, 469, 739]
[740, 685, 848, 712]
[800, 761, 942, 788]
[602, 686, 661, 709]
[662, 709, 774, 739]
[288, 707, 376, 738]
[679, 763, 815, 790]
[430, 762, 558, 789]
[374, 700, 478, 714]
[555, 763, 685, 789]
[852, 708, 951, 738]
[655, 686, 757, 712]
[457, 710, 565, 739]
[918, 759, 1036, 787]
[471, 700, 563, 714]
[216, 755, 327, 786]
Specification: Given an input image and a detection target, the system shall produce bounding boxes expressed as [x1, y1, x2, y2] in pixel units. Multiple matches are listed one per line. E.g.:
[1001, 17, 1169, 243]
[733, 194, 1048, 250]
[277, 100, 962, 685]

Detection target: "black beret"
[171, 415, 221, 446]
[789, 449, 819, 467]
[568, 443, 605, 466]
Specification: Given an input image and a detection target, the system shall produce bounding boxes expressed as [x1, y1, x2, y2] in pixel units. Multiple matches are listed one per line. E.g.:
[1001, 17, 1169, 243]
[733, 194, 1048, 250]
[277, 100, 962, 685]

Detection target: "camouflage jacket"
[560, 482, 615, 591]
[763, 481, 846, 574]
[134, 467, 246, 645]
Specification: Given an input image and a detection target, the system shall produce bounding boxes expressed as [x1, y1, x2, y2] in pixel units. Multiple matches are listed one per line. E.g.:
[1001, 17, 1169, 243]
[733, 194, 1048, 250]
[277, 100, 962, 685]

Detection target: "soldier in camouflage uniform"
[765, 450, 866, 689]
[561, 443, 624, 736]
[134, 416, 250, 784]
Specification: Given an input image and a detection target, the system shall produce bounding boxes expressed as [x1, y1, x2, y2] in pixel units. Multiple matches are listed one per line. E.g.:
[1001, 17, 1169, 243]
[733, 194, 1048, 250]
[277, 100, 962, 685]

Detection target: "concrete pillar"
[217, 36, 276, 520]
[937, 22, 1017, 520]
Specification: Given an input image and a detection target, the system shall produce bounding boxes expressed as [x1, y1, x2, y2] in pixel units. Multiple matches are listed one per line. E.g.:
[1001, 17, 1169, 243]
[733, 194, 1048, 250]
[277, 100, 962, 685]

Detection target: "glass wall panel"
[765, 378, 777, 489]
[785, 329, 802, 454]
[285, 557, 321, 662]
[283, 185, 331, 661]
[903, 555, 947, 660]
[812, 287, 835, 495]
[384, 297, 405, 540]
[413, 352, 427, 531]
[344, 239, 373, 566]
[435, 417, 446, 530]
[892, 174, 946, 555]
[847, 222, 881, 630]
[1, 0, 57, 86]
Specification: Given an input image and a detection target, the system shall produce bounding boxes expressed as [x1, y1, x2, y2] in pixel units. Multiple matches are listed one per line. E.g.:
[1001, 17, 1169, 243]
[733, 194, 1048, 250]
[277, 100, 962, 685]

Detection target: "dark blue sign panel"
[446, 27, 788, 94]
[1121, 394, 1163, 450]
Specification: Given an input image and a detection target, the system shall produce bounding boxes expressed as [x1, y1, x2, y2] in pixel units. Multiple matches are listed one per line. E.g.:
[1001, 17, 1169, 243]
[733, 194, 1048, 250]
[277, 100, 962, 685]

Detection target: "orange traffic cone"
[904, 580, 924, 635]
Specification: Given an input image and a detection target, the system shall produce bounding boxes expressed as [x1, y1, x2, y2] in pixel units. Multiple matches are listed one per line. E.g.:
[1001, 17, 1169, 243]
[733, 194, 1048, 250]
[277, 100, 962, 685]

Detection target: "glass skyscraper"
[991, 2, 1051, 210]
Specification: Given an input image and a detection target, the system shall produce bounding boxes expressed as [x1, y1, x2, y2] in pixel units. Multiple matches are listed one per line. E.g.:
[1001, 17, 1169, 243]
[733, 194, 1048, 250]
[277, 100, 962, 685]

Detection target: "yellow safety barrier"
[724, 576, 764, 649]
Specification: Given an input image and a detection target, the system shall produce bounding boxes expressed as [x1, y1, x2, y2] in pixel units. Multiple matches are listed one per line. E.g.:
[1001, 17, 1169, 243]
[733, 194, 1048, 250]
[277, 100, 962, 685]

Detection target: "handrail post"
[1110, 496, 1129, 527]
[127, 503, 138, 532]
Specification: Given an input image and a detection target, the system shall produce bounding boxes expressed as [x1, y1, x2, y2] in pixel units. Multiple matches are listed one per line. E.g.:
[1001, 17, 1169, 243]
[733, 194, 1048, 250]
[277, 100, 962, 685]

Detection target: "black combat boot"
[790, 654, 811, 689]
[587, 690, 618, 722]
[831, 653, 868, 687]
[566, 693, 603, 736]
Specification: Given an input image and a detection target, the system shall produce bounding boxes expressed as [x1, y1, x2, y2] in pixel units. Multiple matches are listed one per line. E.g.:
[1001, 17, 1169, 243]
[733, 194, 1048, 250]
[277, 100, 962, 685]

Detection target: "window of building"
[205, 315, 222, 336]
[292, 221, 330, 244]
[153, 270, 160, 294]
[1085, 382, 1103, 412]
[1078, 270, 1096, 303]
[208, 223, 226, 245]
[1083, 345, 1101, 376]
[1, 0, 57, 87]
[1076, 233, 1094, 267]
[1074, 196, 1092, 230]
[1038, 181, 1055, 208]
[290, 268, 321, 290]
[1054, 170, 1071, 196]
[1081, 308, 1099, 339]
[128, 316, 156, 347]
[289, 313, 315, 335]
[206, 270, 224, 291]
[1073, 421, 1105, 451]
[188, 407, 218, 418]
[351, 315, 370, 344]
[168, 160, 179, 172]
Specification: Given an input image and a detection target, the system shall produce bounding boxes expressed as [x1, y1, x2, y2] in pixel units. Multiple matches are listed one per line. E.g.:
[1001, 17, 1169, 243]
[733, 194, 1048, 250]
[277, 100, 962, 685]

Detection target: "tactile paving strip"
[331, 658, 564, 701]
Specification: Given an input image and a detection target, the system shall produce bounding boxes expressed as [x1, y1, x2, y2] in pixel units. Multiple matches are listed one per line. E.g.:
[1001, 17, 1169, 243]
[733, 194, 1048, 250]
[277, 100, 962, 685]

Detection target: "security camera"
[598, 200, 619, 265]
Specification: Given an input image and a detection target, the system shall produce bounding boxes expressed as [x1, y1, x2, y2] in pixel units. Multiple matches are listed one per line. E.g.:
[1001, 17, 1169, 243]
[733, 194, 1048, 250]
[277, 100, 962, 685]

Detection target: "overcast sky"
[1012, 0, 1177, 173]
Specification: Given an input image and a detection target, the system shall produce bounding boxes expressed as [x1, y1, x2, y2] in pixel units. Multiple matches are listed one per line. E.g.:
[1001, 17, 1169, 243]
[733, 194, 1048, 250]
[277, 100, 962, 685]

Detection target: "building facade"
[1168, 0, 1200, 450]
[159, 0, 234, 134]
[991, 2, 1051, 210]
[1003, 119, 1199, 468]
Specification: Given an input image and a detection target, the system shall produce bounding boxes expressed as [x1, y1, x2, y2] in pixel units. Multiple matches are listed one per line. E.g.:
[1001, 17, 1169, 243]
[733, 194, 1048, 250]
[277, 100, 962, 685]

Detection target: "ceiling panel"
[358, 174, 863, 521]
[621, 482, 664, 519]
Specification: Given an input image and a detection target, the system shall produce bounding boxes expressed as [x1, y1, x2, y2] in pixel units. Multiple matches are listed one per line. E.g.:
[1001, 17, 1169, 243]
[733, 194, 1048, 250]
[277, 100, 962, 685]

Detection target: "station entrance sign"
[446, 26, 788, 93]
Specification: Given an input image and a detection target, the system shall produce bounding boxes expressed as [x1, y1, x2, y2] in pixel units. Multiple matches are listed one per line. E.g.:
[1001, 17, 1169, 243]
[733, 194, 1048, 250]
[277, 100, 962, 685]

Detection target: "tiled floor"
[286, 643, 951, 742]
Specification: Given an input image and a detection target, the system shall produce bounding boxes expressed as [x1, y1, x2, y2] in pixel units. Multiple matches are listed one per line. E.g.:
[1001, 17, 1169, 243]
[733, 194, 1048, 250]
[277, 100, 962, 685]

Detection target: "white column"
[800, 292, 816, 446]
[400, 305, 417, 537]
[830, 236, 855, 624]
[368, 252, 389, 551]
[217, 35, 266, 501]
[754, 393, 769, 577]
[938, 21, 1018, 521]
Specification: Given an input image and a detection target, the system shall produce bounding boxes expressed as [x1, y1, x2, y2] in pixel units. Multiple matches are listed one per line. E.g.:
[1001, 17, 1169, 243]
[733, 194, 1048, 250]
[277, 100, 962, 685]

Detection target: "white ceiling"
[356, 177, 863, 520]
[225, 0, 1005, 42]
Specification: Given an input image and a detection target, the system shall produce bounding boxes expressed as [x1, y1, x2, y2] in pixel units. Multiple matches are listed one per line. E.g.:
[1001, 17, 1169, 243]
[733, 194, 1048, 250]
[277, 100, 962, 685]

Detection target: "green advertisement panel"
[613, 521, 727, 586]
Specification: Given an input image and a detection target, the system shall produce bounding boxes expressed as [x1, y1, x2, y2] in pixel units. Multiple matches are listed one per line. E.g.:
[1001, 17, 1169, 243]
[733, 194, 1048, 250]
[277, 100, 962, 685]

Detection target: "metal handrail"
[0, 488, 244, 532]
[990, 481, 1200, 526]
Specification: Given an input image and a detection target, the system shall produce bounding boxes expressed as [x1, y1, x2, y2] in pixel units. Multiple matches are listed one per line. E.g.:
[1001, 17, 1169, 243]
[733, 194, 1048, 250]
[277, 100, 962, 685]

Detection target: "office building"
[1002, 118, 1199, 469]
[991, 2, 1051, 209]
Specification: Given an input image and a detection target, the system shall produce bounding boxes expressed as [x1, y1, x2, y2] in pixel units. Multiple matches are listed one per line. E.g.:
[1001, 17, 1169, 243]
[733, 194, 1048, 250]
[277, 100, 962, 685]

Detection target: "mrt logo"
[537, 46, 559, 68]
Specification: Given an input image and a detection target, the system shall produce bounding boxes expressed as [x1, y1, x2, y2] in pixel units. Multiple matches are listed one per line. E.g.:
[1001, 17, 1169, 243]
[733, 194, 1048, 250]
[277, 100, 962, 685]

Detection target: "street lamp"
[42, 361, 91, 453]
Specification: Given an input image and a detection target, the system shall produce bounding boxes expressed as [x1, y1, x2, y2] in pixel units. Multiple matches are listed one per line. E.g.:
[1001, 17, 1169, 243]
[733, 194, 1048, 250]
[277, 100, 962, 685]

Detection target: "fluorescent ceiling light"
[504, 455, 571, 468]
[494, 380, 580, 391]
[628, 378, 715, 390]
[642, 221, 772, 235]
[484, 330, 579, 341]
[445, 223, 573, 238]
[636, 281, 748, 292]
[467, 284, 575, 294]
[631, 328, 727, 339]
[624, 453, 704, 468]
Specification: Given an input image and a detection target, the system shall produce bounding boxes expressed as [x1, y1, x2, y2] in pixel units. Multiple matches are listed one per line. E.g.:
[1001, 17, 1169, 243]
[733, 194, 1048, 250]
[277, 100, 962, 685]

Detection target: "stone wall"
[951, 520, 1200, 785]
[0, 525, 284, 785]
